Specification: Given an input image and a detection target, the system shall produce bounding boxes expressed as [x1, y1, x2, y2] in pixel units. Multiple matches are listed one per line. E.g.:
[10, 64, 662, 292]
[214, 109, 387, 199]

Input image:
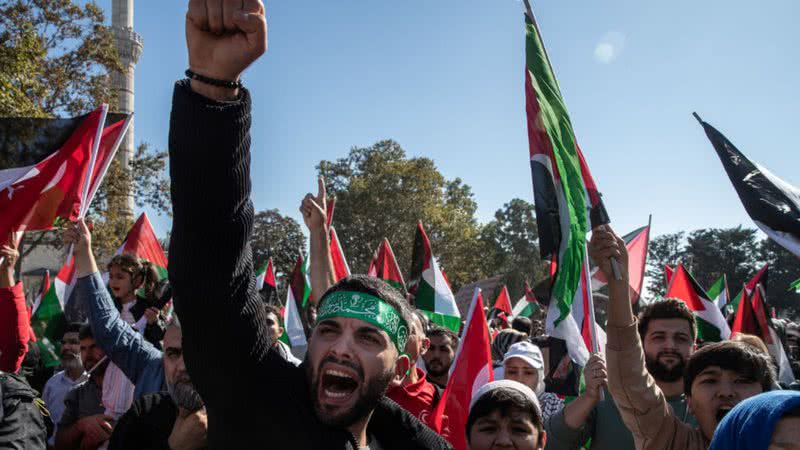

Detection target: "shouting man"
[167, 1, 450, 448]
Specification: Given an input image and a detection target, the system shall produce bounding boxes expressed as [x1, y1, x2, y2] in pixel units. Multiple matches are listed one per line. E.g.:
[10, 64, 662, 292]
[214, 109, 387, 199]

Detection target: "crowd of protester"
[2, 1, 800, 449]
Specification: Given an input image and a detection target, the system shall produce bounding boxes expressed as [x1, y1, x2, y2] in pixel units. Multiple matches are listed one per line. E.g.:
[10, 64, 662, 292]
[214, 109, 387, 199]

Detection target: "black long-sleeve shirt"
[168, 80, 450, 449]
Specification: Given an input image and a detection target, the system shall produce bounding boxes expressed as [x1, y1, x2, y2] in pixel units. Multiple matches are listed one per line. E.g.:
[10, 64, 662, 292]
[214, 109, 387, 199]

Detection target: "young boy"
[466, 380, 547, 450]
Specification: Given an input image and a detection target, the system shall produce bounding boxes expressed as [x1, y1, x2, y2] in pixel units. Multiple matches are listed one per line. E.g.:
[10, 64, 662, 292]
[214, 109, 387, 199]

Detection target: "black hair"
[427, 326, 459, 351]
[638, 298, 697, 341]
[466, 387, 544, 443]
[318, 275, 413, 349]
[65, 322, 84, 334]
[78, 324, 94, 340]
[684, 340, 776, 396]
[511, 316, 533, 336]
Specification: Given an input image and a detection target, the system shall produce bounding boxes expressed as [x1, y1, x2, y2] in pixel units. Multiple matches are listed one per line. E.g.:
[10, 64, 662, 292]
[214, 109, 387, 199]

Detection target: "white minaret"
[111, 0, 143, 217]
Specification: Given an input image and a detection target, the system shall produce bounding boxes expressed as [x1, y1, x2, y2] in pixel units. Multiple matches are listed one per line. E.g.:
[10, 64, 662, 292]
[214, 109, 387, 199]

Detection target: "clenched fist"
[186, 0, 267, 97]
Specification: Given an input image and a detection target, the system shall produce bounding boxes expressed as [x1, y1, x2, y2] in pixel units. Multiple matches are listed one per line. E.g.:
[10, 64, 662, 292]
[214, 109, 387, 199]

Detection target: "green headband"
[317, 290, 409, 352]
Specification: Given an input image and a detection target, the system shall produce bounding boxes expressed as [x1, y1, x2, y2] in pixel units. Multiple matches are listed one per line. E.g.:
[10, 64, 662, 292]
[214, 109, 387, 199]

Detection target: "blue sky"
[99, 0, 799, 244]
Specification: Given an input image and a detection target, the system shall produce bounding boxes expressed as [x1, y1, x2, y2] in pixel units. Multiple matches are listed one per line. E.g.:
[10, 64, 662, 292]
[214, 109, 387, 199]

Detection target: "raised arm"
[168, 0, 271, 412]
[0, 238, 28, 373]
[67, 220, 162, 383]
[591, 228, 679, 449]
[301, 177, 336, 302]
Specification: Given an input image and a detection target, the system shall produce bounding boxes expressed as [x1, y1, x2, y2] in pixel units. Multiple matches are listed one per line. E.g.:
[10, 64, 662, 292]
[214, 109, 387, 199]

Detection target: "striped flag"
[408, 222, 460, 333]
[706, 275, 729, 311]
[523, 1, 609, 365]
[729, 264, 768, 315]
[491, 285, 513, 317]
[367, 238, 406, 293]
[511, 281, 540, 319]
[666, 264, 731, 342]
[665, 264, 674, 286]
[329, 226, 351, 282]
[696, 114, 800, 257]
[255, 257, 276, 297]
[431, 288, 494, 450]
[115, 212, 168, 279]
[31, 258, 76, 367]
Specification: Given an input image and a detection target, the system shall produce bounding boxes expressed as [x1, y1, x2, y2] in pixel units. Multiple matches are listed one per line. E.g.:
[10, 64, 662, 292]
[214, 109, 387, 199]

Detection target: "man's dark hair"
[511, 316, 533, 336]
[466, 387, 544, 443]
[78, 324, 93, 340]
[638, 298, 697, 341]
[684, 340, 776, 395]
[263, 304, 283, 327]
[65, 322, 83, 334]
[427, 326, 459, 351]
[318, 275, 413, 349]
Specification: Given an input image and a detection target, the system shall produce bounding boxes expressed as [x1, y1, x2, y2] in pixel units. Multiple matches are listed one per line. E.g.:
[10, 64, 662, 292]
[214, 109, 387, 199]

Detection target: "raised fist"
[186, 0, 267, 83]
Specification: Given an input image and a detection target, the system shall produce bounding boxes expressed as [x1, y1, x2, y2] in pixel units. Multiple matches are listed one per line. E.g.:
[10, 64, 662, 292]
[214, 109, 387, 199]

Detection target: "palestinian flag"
[287, 252, 313, 336]
[280, 268, 308, 350]
[706, 274, 729, 311]
[790, 278, 800, 294]
[31, 257, 76, 367]
[408, 222, 460, 333]
[367, 238, 406, 293]
[523, 1, 610, 364]
[512, 281, 540, 319]
[329, 226, 351, 282]
[729, 264, 768, 314]
[115, 212, 168, 279]
[664, 264, 674, 285]
[745, 285, 795, 385]
[665, 264, 731, 342]
[491, 285, 513, 317]
[31, 270, 50, 315]
[591, 223, 651, 303]
[431, 288, 494, 450]
[0, 106, 108, 247]
[696, 114, 800, 257]
[731, 285, 758, 337]
[256, 258, 277, 302]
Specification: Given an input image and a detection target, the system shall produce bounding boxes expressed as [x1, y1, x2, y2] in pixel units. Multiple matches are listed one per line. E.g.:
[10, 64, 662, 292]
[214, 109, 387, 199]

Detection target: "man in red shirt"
[387, 310, 441, 427]
[0, 236, 29, 374]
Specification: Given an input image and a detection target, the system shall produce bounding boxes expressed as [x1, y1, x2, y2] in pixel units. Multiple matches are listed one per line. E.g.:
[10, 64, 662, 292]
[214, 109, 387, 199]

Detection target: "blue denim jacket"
[76, 272, 165, 399]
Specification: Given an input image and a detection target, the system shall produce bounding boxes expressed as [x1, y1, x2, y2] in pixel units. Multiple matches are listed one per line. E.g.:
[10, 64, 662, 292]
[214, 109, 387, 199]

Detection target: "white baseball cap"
[503, 341, 545, 370]
[469, 380, 542, 418]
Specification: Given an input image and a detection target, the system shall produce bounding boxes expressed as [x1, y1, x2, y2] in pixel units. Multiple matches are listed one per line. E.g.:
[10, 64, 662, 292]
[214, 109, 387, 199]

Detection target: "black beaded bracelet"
[185, 69, 243, 89]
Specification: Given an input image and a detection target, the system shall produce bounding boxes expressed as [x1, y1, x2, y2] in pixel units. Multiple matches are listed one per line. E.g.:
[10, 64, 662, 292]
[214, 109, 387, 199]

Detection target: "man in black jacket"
[168, 1, 451, 448]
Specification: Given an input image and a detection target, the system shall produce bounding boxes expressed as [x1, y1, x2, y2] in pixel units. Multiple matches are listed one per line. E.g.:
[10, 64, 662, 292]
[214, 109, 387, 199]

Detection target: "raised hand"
[63, 219, 98, 277]
[584, 353, 608, 402]
[300, 177, 329, 233]
[589, 227, 629, 282]
[186, 0, 267, 98]
[0, 233, 19, 288]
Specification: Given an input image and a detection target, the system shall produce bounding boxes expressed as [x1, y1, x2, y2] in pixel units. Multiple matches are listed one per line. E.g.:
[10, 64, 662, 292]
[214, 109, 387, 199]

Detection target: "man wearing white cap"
[501, 341, 564, 420]
[466, 380, 547, 450]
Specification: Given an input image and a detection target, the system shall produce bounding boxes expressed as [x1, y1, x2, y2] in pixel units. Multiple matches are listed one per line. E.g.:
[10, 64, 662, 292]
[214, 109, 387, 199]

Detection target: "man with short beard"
[544, 296, 697, 450]
[107, 318, 207, 450]
[55, 325, 112, 450]
[166, 2, 451, 447]
[423, 327, 458, 390]
[42, 323, 86, 446]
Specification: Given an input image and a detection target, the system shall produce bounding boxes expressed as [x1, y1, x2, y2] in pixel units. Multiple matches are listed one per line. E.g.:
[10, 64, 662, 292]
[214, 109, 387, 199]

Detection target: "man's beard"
[168, 374, 204, 412]
[425, 358, 449, 377]
[61, 352, 82, 371]
[645, 351, 686, 382]
[305, 355, 394, 429]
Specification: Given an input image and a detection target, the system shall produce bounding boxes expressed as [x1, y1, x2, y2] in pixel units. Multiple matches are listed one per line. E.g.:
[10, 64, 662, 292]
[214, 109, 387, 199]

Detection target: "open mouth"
[320, 369, 359, 401]
[716, 405, 734, 422]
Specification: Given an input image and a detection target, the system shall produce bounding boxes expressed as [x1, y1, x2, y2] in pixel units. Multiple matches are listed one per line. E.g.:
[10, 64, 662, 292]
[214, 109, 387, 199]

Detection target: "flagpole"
[83, 113, 133, 214]
[582, 241, 604, 400]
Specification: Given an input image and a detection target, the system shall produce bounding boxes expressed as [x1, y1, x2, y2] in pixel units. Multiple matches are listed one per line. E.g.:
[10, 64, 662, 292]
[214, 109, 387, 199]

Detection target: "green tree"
[684, 227, 760, 295]
[480, 199, 546, 301]
[318, 140, 487, 291]
[249, 209, 305, 292]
